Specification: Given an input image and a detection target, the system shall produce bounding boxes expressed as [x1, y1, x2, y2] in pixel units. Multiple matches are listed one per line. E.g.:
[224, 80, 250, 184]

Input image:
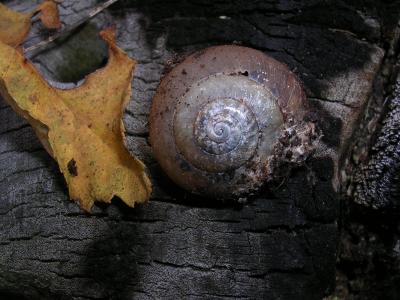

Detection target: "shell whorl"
[194, 99, 256, 155]
[149, 45, 309, 198]
[173, 74, 282, 173]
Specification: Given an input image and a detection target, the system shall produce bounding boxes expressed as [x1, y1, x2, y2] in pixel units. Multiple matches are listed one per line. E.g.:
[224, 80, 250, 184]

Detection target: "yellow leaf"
[36, 0, 61, 30]
[0, 1, 61, 47]
[0, 3, 32, 47]
[0, 28, 152, 211]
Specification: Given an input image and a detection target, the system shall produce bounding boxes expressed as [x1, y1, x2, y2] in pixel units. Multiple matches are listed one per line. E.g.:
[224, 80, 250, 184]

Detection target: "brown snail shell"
[149, 45, 313, 198]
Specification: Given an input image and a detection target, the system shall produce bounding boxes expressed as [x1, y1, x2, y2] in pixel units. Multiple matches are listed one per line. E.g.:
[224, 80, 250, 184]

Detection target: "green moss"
[39, 22, 108, 83]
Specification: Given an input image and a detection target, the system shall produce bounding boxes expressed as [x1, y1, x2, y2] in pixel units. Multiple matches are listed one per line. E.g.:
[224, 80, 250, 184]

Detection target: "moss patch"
[38, 22, 108, 83]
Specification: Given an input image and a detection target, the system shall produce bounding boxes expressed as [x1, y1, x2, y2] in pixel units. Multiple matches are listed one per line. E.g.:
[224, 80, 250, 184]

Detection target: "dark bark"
[335, 57, 400, 299]
[355, 79, 400, 209]
[0, 0, 398, 299]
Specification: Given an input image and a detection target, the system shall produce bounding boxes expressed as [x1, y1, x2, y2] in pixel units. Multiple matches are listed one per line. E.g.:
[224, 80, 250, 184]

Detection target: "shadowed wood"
[0, 0, 398, 299]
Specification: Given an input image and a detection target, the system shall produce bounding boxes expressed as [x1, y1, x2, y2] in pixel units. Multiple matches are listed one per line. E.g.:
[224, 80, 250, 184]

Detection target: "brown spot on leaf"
[67, 159, 78, 177]
[29, 94, 38, 103]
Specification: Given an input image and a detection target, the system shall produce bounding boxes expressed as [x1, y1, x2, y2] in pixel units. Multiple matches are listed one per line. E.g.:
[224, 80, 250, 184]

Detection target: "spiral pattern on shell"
[173, 74, 281, 174]
[194, 99, 255, 156]
[150, 45, 309, 198]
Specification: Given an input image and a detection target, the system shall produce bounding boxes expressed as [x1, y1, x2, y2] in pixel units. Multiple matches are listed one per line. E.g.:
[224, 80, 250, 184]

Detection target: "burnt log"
[0, 0, 398, 299]
[355, 79, 400, 209]
[335, 63, 400, 299]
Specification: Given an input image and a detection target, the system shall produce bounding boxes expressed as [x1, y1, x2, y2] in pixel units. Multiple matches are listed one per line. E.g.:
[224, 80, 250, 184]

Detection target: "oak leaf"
[0, 28, 152, 211]
[0, 0, 60, 47]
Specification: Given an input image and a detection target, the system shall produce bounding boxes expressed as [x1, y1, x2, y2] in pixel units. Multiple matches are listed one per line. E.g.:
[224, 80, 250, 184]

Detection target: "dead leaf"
[36, 0, 61, 30]
[0, 1, 61, 47]
[0, 28, 152, 211]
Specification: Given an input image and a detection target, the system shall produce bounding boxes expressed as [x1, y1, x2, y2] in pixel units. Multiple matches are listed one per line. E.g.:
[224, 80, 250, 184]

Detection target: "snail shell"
[149, 45, 312, 198]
